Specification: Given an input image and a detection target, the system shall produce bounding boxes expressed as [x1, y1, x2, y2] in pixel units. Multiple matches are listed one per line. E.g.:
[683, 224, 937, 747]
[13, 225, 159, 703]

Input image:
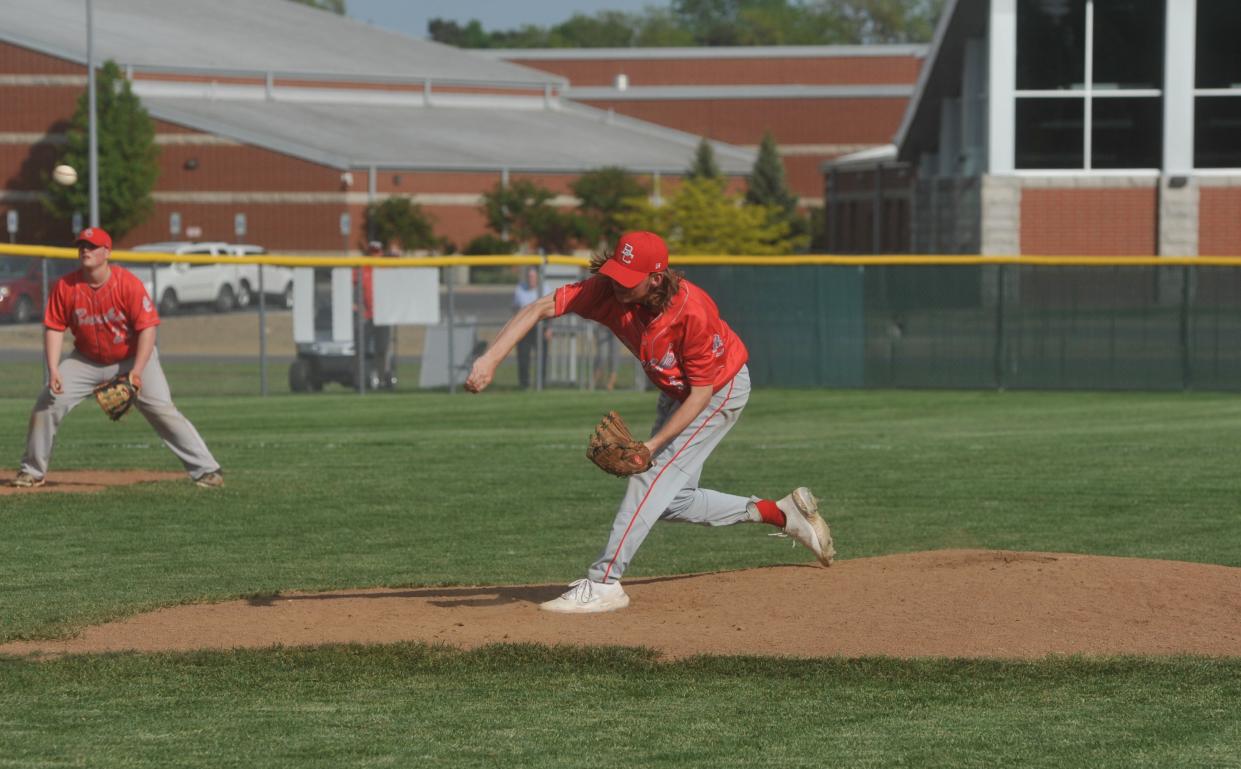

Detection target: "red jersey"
[45, 265, 160, 365]
[555, 275, 748, 402]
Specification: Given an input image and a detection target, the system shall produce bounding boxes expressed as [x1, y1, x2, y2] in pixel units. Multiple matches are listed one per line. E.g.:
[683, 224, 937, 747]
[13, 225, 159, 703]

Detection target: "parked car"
[228, 244, 294, 309]
[0, 255, 78, 323]
[130, 241, 252, 314]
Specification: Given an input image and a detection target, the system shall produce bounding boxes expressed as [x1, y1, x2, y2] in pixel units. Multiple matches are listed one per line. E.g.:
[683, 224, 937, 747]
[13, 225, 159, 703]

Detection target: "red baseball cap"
[75, 227, 112, 249]
[598, 231, 668, 289]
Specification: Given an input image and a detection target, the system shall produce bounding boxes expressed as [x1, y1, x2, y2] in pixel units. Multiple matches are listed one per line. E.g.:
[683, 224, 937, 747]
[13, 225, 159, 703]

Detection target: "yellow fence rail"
[2, 243, 1241, 268]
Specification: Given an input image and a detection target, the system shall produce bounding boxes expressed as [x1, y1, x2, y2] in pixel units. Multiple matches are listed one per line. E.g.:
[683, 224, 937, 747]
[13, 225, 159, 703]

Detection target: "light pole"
[86, 0, 100, 227]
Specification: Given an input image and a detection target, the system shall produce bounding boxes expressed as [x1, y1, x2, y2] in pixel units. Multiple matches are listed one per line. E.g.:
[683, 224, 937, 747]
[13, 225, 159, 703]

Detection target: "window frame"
[1013, 0, 1164, 172]
[1192, 0, 1241, 170]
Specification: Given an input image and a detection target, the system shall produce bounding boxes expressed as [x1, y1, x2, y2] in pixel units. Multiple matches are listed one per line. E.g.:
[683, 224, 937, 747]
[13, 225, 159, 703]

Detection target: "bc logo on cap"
[620, 243, 635, 264]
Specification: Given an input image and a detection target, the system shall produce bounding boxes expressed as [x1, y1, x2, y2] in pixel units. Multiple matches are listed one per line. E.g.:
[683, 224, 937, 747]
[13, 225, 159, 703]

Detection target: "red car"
[0, 255, 78, 324]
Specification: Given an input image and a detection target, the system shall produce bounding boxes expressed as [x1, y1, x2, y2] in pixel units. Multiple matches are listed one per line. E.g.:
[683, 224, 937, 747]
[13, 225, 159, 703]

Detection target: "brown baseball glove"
[587, 410, 653, 477]
[93, 374, 138, 421]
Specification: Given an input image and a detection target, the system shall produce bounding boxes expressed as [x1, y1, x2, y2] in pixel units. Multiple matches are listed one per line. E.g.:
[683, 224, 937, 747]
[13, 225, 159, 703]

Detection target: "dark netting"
[683, 263, 1241, 392]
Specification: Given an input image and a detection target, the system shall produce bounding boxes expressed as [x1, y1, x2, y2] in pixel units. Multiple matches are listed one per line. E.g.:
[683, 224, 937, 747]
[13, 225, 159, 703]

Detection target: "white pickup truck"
[130, 241, 293, 314]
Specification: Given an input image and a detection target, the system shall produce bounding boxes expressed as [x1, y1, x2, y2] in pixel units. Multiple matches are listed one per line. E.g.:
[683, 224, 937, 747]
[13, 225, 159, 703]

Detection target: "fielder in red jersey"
[44, 258, 159, 365]
[465, 231, 835, 613]
[10, 227, 222, 489]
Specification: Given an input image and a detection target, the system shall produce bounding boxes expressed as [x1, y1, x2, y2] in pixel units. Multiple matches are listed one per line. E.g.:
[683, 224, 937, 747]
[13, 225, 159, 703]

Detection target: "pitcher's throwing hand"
[464, 358, 495, 393]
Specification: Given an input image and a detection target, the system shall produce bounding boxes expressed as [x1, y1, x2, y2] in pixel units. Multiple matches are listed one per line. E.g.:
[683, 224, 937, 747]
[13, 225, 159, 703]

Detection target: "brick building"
[824, 0, 1241, 258]
[0, 0, 756, 252]
[487, 45, 926, 209]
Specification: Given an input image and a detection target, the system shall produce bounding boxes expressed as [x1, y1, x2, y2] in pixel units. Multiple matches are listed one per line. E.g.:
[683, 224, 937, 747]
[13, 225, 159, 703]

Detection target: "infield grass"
[2, 379, 1240, 767]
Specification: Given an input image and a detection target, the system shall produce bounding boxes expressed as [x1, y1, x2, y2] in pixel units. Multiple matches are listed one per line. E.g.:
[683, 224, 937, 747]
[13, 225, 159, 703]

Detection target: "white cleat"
[540, 578, 630, 614]
[776, 487, 835, 566]
[11, 471, 46, 488]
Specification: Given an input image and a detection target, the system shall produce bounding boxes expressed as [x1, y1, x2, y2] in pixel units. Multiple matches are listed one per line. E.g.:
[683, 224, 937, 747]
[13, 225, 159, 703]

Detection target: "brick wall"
[577, 97, 907, 147]
[1021, 187, 1158, 256]
[0, 42, 84, 75]
[155, 143, 343, 192]
[1199, 187, 1241, 256]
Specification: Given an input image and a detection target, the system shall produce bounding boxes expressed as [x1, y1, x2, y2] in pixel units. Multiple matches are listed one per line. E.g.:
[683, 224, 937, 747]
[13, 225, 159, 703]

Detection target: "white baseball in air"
[52, 164, 78, 186]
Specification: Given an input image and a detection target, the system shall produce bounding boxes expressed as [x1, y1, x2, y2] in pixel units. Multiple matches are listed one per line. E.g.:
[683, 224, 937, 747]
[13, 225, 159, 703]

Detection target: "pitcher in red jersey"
[465, 231, 835, 613]
[10, 227, 223, 489]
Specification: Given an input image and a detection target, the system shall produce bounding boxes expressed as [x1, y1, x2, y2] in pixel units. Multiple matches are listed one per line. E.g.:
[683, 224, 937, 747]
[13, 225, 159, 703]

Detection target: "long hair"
[589, 249, 684, 311]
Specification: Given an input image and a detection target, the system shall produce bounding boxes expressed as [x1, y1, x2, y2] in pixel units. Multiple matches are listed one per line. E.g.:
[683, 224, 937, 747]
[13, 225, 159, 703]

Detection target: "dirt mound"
[4, 550, 1240, 660]
[1, 469, 186, 495]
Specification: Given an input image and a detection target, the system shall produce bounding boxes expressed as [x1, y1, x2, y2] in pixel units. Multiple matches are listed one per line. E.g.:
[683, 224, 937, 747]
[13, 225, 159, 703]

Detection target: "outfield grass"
[2, 385, 1240, 767]
[0, 355, 643, 398]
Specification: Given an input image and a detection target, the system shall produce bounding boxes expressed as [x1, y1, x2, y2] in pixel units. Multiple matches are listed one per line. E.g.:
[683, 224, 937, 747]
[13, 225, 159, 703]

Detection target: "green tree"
[632, 9, 699, 46]
[836, 0, 945, 44]
[744, 131, 810, 249]
[430, 0, 944, 48]
[671, 0, 746, 45]
[570, 166, 649, 249]
[547, 12, 640, 47]
[745, 132, 797, 216]
[687, 138, 722, 181]
[807, 205, 829, 252]
[44, 60, 159, 240]
[364, 196, 436, 253]
[479, 180, 584, 253]
[286, 0, 345, 14]
[427, 19, 492, 48]
[620, 177, 795, 255]
[463, 234, 514, 256]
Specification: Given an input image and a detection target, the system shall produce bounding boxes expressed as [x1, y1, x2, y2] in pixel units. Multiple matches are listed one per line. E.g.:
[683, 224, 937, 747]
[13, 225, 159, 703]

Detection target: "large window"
[1015, 0, 1164, 170]
[1195, 0, 1241, 168]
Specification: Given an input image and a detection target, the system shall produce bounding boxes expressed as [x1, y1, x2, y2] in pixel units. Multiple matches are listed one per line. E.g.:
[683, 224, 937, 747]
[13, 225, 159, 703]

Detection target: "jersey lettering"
[46, 266, 159, 365]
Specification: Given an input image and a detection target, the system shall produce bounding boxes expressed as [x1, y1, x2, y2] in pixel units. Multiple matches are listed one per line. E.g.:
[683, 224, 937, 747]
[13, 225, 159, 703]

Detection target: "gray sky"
[346, 0, 668, 39]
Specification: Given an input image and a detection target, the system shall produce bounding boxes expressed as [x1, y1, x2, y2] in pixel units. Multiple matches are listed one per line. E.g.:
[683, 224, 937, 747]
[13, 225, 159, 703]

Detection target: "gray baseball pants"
[588, 366, 754, 584]
[19, 348, 220, 481]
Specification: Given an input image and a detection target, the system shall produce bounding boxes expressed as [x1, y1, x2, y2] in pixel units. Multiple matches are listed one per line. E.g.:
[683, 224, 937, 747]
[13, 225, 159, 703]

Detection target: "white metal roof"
[0, 0, 757, 175]
[821, 144, 898, 170]
[0, 0, 561, 86]
[143, 96, 755, 174]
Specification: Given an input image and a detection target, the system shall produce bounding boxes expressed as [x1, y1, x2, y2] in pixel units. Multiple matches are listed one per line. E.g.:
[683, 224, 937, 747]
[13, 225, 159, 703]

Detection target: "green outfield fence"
[687, 262, 1241, 391]
[5, 245, 1241, 392]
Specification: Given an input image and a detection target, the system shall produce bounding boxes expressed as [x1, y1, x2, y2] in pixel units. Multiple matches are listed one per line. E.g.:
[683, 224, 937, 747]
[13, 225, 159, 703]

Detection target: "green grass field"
[2, 373, 1240, 767]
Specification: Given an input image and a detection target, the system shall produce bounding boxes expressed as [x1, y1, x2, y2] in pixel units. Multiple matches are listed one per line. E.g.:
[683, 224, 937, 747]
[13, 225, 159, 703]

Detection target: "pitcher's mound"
[1, 470, 186, 495]
[3, 549, 1240, 660]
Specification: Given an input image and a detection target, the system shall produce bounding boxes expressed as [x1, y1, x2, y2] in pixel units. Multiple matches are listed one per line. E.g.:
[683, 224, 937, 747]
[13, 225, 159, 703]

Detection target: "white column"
[1163, 0, 1196, 174]
[988, 0, 1017, 173]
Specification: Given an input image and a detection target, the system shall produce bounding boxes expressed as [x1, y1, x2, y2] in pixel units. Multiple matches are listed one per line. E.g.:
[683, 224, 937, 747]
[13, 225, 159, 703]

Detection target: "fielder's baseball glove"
[587, 411, 653, 477]
[93, 374, 138, 421]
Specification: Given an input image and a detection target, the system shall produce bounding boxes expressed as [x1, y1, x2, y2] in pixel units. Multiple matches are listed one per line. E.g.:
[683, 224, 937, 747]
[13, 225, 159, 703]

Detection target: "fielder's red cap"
[599, 231, 668, 289]
[75, 227, 112, 249]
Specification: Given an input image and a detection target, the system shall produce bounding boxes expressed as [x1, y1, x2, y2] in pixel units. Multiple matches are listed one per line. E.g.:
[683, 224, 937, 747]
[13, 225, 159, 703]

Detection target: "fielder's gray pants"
[588, 366, 754, 584]
[19, 348, 220, 481]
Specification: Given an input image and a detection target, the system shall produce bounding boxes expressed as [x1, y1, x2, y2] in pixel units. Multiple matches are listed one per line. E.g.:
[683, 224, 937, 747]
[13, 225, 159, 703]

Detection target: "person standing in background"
[512, 265, 549, 389]
[355, 240, 396, 390]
